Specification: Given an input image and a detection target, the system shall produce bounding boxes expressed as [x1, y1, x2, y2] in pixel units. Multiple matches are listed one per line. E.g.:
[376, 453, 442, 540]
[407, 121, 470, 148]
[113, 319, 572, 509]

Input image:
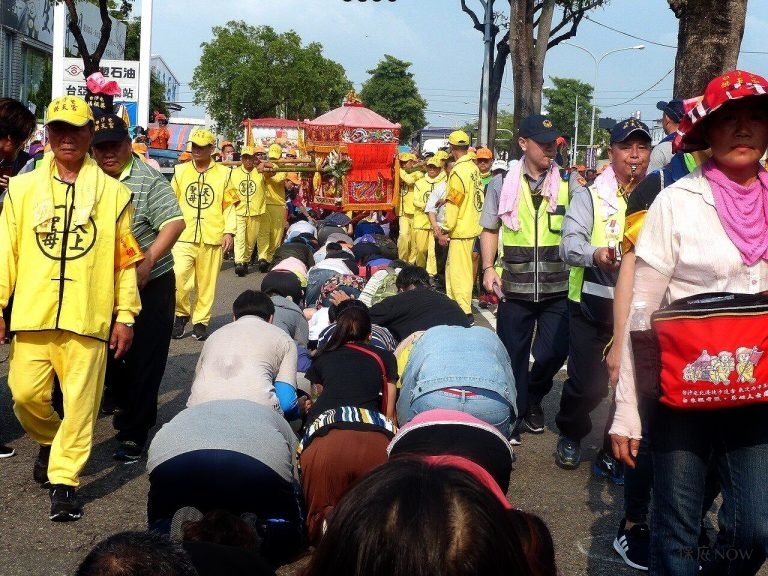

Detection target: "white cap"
[491, 159, 508, 172]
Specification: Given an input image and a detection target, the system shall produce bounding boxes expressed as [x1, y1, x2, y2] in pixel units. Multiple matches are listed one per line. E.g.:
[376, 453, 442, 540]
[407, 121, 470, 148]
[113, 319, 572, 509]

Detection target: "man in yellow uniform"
[444, 130, 484, 322]
[396, 152, 422, 263]
[256, 143, 287, 271]
[230, 145, 266, 276]
[171, 128, 238, 341]
[0, 96, 141, 521]
[412, 156, 446, 269]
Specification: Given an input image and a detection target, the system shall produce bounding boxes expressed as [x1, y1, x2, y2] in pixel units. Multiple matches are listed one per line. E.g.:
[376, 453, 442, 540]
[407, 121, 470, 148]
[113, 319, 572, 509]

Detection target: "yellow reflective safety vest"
[412, 171, 447, 230]
[567, 185, 627, 311]
[0, 155, 141, 341]
[444, 154, 484, 239]
[172, 160, 239, 245]
[499, 177, 569, 301]
[231, 165, 266, 217]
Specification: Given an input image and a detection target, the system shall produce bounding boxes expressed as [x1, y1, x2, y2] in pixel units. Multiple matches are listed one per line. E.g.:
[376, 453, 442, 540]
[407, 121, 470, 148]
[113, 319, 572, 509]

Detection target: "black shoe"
[613, 518, 650, 571]
[0, 444, 15, 458]
[235, 263, 247, 277]
[113, 440, 143, 463]
[466, 313, 475, 327]
[523, 405, 546, 434]
[593, 448, 625, 485]
[258, 259, 270, 273]
[555, 435, 581, 469]
[192, 323, 208, 341]
[33, 445, 51, 487]
[49, 484, 82, 522]
[172, 315, 189, 339]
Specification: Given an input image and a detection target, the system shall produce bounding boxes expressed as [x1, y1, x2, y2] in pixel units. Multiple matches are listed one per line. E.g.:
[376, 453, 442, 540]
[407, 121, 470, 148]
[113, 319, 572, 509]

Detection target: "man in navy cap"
[480, 114, 570, 444]
[648, 99, 683, 171]
[554, 118, 650, 475]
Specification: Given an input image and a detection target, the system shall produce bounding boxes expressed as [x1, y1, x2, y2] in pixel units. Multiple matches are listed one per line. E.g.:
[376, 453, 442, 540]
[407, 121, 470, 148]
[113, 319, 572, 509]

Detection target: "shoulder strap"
[344, 343, 389, 412]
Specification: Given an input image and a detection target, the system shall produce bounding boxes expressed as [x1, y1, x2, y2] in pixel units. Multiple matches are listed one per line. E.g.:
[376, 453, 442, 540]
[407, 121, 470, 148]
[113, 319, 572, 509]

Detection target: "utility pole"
[478, 0, 492, 147]
[571, 94, 579, 163]
[137, 0, 153, 129]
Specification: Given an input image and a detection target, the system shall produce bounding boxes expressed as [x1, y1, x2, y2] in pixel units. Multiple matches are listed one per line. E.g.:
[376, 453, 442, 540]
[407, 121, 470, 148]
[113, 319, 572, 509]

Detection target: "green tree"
[359, 55, 427, 143]
[191, 22, 351, 139]
[124, 16, 168, 116]
[461, 109, 515, 155]
[543, 77, 595, 162]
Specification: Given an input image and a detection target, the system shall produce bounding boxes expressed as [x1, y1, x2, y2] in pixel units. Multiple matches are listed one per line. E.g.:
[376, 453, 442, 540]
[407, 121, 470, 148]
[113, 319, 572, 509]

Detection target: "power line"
[598, 68, 674, 108]
[585, 15, 768, 55]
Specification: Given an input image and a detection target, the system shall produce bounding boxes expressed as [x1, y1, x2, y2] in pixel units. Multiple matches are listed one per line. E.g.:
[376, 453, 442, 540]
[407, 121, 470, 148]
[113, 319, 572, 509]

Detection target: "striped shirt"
[119, 156, 183, 280]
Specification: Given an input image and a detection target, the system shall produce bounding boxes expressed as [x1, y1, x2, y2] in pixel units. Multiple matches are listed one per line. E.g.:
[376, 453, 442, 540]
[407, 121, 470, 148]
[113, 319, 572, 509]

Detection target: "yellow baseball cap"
[286, 172, 301, 184]
[240, 145, 257, 157]
[268, 143, 283, 159]
[448, 130, 470, 146]
[46, 96, 94, 127]
[433, 150, 450, 162]
[426, 156, 443, 168]
[398, 152, 417, 162]
[188, 128, 216, 147]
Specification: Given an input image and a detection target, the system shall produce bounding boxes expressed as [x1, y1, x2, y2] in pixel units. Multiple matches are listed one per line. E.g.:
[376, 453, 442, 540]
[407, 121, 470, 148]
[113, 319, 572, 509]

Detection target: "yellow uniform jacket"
[172, 160, 238, 245]
[263, 171, 287, 206]
[444, 154, 484, 239]
[231, 165, 266, 217]
[0, 155, 141, 341]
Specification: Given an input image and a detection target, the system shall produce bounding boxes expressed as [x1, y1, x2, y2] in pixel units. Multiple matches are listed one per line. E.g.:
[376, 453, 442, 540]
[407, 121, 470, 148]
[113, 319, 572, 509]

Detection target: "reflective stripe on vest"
[499, 178, 569, 301]
[567, 185, 627, 302]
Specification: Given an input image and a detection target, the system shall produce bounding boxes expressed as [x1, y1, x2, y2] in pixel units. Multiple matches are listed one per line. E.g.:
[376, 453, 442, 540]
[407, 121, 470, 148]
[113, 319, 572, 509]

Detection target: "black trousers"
[555, 299, 613, 446]
[105, 271, 175, 446]
[495, 296, 568, 417]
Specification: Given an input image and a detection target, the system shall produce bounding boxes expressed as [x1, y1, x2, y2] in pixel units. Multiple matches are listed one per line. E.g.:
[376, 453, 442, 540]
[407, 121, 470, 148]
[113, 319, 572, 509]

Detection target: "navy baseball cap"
[518, 114, 559, 143]
[656, 100, 684, 123]
[609, 118, 651, 145]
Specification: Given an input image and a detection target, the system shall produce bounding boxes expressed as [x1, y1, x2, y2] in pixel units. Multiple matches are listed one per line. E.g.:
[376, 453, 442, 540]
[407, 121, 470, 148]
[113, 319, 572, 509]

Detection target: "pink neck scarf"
[703, 158, 768, 266]
[594, 165, 621, 218]
[498, 156, 560, 231]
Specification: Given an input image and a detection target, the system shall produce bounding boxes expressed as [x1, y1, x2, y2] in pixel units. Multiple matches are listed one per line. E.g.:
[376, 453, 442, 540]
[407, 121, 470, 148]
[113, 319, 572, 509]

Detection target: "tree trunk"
[530, 0, 555, 114]
[509, 0, 536, 157]
[487, 34, 509, 150]
[669, 0, 747, 98]
[63, 0, 113, 77]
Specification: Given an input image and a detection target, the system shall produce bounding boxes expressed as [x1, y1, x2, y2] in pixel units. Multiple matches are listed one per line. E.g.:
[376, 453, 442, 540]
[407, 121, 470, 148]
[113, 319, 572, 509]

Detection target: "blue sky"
[138, 0, 767, 129]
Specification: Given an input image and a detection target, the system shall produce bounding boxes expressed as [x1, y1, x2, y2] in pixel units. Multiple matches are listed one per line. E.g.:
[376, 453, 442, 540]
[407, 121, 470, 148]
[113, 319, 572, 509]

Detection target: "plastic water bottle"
[629, 301, 649, 331]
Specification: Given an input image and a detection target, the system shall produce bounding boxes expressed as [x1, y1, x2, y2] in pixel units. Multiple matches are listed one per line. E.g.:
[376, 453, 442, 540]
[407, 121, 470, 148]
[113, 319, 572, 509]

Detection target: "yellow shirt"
[263, 171, 287, 206]
[412, 172, 447, 230]
[172, 160, 239, 245]
[444, 154, 484, 238]
[231, 165, 266, 217]
[397, 169, 423, 216]
[0, 155, 141, 341]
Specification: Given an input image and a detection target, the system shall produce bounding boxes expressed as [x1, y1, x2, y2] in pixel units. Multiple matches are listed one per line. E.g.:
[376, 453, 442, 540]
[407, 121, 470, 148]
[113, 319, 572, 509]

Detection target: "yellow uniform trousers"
[257, 204, 286, 263]
[234, 214, 261, 265]
[426, 234, 438, 277]
[397, 215, 414, 263]
[446, 237, 475, 314]
[411, 228, 431, 269]
[172, 241, 223, 326]
[9, 331, 107, 487]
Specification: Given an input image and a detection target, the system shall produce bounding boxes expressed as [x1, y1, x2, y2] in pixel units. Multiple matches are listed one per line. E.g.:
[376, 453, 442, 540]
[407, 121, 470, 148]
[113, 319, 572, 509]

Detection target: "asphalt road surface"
[0, 260, 762, 575]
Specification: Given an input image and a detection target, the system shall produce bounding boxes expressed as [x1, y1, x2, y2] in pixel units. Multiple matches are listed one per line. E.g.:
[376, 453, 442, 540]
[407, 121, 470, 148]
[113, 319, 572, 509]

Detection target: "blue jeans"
[400, 387, 513, 439]
[649, 403, 768, 576]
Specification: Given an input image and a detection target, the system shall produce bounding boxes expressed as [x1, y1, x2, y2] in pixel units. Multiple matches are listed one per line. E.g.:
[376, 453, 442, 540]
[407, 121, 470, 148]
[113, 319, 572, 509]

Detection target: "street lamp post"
[563, 42, 644, 147]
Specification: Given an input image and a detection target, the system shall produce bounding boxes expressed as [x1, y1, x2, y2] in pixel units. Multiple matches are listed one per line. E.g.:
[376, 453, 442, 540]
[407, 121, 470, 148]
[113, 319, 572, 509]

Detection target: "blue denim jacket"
[400, 326, 516, 407]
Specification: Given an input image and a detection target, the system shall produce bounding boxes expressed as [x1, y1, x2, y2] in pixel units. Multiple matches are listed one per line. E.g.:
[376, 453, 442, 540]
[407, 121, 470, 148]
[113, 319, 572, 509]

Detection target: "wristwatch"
[120, 322, 135, 329]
